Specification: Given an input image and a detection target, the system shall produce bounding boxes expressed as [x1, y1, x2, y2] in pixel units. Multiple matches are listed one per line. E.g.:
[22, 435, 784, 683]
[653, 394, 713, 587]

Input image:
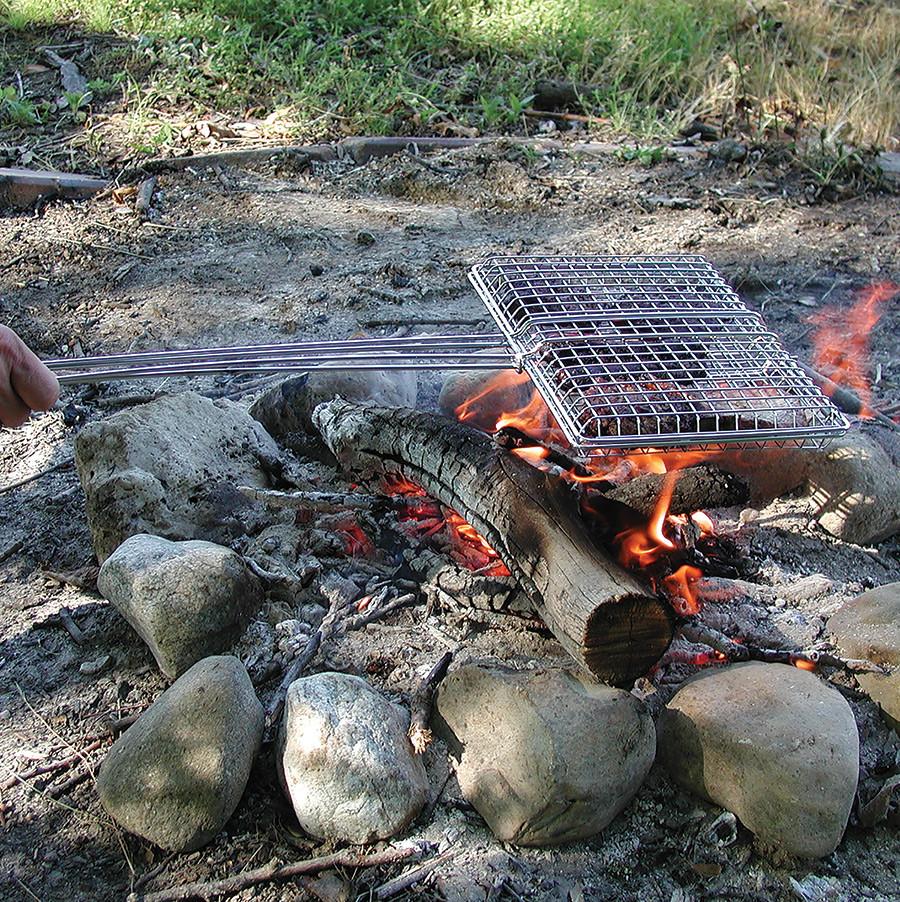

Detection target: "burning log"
[312, 400, 675, 686]
[603, 465, 748, 517]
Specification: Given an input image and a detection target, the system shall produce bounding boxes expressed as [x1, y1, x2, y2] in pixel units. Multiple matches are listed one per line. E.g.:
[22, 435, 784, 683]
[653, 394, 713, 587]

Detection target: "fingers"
[0, 325, 60, 428]
[0, 380, 30, 427]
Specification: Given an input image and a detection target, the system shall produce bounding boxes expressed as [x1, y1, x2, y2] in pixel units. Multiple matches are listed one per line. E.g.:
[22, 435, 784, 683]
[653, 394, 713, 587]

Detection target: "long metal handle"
[45, 333, 516, 385]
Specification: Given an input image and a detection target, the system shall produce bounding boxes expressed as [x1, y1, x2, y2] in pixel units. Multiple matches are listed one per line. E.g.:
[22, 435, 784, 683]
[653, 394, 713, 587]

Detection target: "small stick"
[132, 855, 177, 893]
[46, 768, 91, 798]
[238, 485, 427, 513]
[42, 567, 99, 592]
[107, 712, 142, 736]
[678, 618, 886, 673]
[135, 176, 157, 216]
[1, 739, 104, 790]
[46, 235, 152, 261]
[0, 538, 25, 564]
[373, 849, 455, 900]
[343, 592, 418, 631]
[494, 426, 593, 479]
[265, 583, 355, 732]
[265, 590, 419, 735]
[408, 651, 454, 754]
[59, 606, 87, 644]
[35, 606, 86, 644]
[0, 458, 74, 495]
[799, 362, 900, 433]
[131, 842, 427, 902]
[524, 108, 611, 126]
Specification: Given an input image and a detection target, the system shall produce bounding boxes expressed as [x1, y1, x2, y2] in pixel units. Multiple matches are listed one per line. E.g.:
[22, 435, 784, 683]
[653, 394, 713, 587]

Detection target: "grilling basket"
[45, 254, 849, 454]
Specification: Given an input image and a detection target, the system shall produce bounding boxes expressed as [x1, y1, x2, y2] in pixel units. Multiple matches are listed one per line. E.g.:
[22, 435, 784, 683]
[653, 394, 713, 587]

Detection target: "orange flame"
[810, 281, 898, 417]
[793, 658, 817, 672]
[452, 372, 722, 604]
[615, 471, 678, 568]
[455, 369, 566, 444]
[663, 565, 703, 615]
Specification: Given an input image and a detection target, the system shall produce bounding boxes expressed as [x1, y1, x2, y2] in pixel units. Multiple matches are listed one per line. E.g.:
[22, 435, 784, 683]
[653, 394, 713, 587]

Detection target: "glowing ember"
[691, 511, 715, 535]
[793, 657, 817, 672]
[810, 281, 898, 417]
[383, 473, 510, 578]
[339, 520, 375, 557]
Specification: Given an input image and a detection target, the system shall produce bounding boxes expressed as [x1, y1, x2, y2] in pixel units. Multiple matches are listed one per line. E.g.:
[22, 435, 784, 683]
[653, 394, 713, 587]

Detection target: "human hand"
[0, 326, 60, 427]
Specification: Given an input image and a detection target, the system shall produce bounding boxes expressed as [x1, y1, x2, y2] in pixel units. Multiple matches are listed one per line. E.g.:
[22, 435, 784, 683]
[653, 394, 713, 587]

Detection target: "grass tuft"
[0, 0, 896, 149]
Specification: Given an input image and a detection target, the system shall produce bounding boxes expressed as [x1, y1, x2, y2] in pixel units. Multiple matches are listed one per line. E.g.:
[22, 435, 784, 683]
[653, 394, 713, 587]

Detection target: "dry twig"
[130, 842, 427, 902]
[372, 849, 455, 900]
[1, 739, 104, 791]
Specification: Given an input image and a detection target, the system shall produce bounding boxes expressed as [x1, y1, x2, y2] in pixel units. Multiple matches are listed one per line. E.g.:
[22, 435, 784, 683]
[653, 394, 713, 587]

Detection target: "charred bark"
[312, 400, 674, 686]
[603, 465, 748, 517]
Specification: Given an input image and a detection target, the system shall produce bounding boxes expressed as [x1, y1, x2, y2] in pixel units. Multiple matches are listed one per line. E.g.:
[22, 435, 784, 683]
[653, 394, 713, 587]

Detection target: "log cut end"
[584, 594, 675, 687]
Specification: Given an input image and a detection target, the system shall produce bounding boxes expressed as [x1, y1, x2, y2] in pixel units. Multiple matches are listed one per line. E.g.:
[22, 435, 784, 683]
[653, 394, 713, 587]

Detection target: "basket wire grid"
[468, 254, 849, 453]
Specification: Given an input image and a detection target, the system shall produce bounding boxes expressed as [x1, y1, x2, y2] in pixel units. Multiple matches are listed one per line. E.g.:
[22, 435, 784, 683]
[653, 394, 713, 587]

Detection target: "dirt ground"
[1, 142, 899, 902]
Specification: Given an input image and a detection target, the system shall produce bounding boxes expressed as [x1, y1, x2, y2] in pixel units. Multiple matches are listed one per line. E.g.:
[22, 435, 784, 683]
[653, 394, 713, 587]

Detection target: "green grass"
[0, 0, 897, 152]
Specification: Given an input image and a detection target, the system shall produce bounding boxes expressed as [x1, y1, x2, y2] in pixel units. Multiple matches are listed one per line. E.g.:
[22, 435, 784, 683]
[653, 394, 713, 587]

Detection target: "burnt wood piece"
[0, 167, 108, 208]
[312, 400, 674, 686]
[602, 465, 749, 517]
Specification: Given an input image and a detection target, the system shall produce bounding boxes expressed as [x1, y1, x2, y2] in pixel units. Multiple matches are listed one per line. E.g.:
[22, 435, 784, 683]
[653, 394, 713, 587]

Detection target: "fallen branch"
[131, 842, 427, 902]
[408, 652, 454, 754]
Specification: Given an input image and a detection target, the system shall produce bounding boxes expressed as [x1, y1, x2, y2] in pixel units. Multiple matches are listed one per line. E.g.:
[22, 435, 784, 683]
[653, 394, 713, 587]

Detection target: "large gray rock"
[434, 664, 656, 846]
[657, 663, 858, 858]
[97, 656, 264, 852]
[251, 369, 416, 437]
[277, 672, 428, 843]
[75, 392, 279, 561]
[829, 582, 900, 732]
[98, 534, 263, 679]
[805, 430, 900, 544]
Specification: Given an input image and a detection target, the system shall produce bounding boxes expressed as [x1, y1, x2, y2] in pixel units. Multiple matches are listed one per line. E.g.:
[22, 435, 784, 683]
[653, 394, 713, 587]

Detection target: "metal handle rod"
[43, 333, 506, 370]
[54, 359, 516, 385]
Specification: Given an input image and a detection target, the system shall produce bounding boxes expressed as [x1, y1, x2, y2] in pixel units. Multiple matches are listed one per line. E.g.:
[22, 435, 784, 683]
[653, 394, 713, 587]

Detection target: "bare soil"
[1, 142, 899, 902]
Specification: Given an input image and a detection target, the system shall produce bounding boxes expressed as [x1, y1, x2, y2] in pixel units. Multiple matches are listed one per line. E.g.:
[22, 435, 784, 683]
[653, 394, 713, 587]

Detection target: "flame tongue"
[810, 281, 898, 417]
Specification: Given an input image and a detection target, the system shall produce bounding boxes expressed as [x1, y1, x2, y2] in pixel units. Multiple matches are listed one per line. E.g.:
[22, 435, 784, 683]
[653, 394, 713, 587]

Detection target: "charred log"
[603, 465, 749, 517]
[312, 399, 674, 686]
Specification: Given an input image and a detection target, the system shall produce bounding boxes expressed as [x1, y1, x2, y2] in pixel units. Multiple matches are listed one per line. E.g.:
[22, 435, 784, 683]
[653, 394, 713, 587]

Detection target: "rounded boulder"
[434, 663, 656, 846]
